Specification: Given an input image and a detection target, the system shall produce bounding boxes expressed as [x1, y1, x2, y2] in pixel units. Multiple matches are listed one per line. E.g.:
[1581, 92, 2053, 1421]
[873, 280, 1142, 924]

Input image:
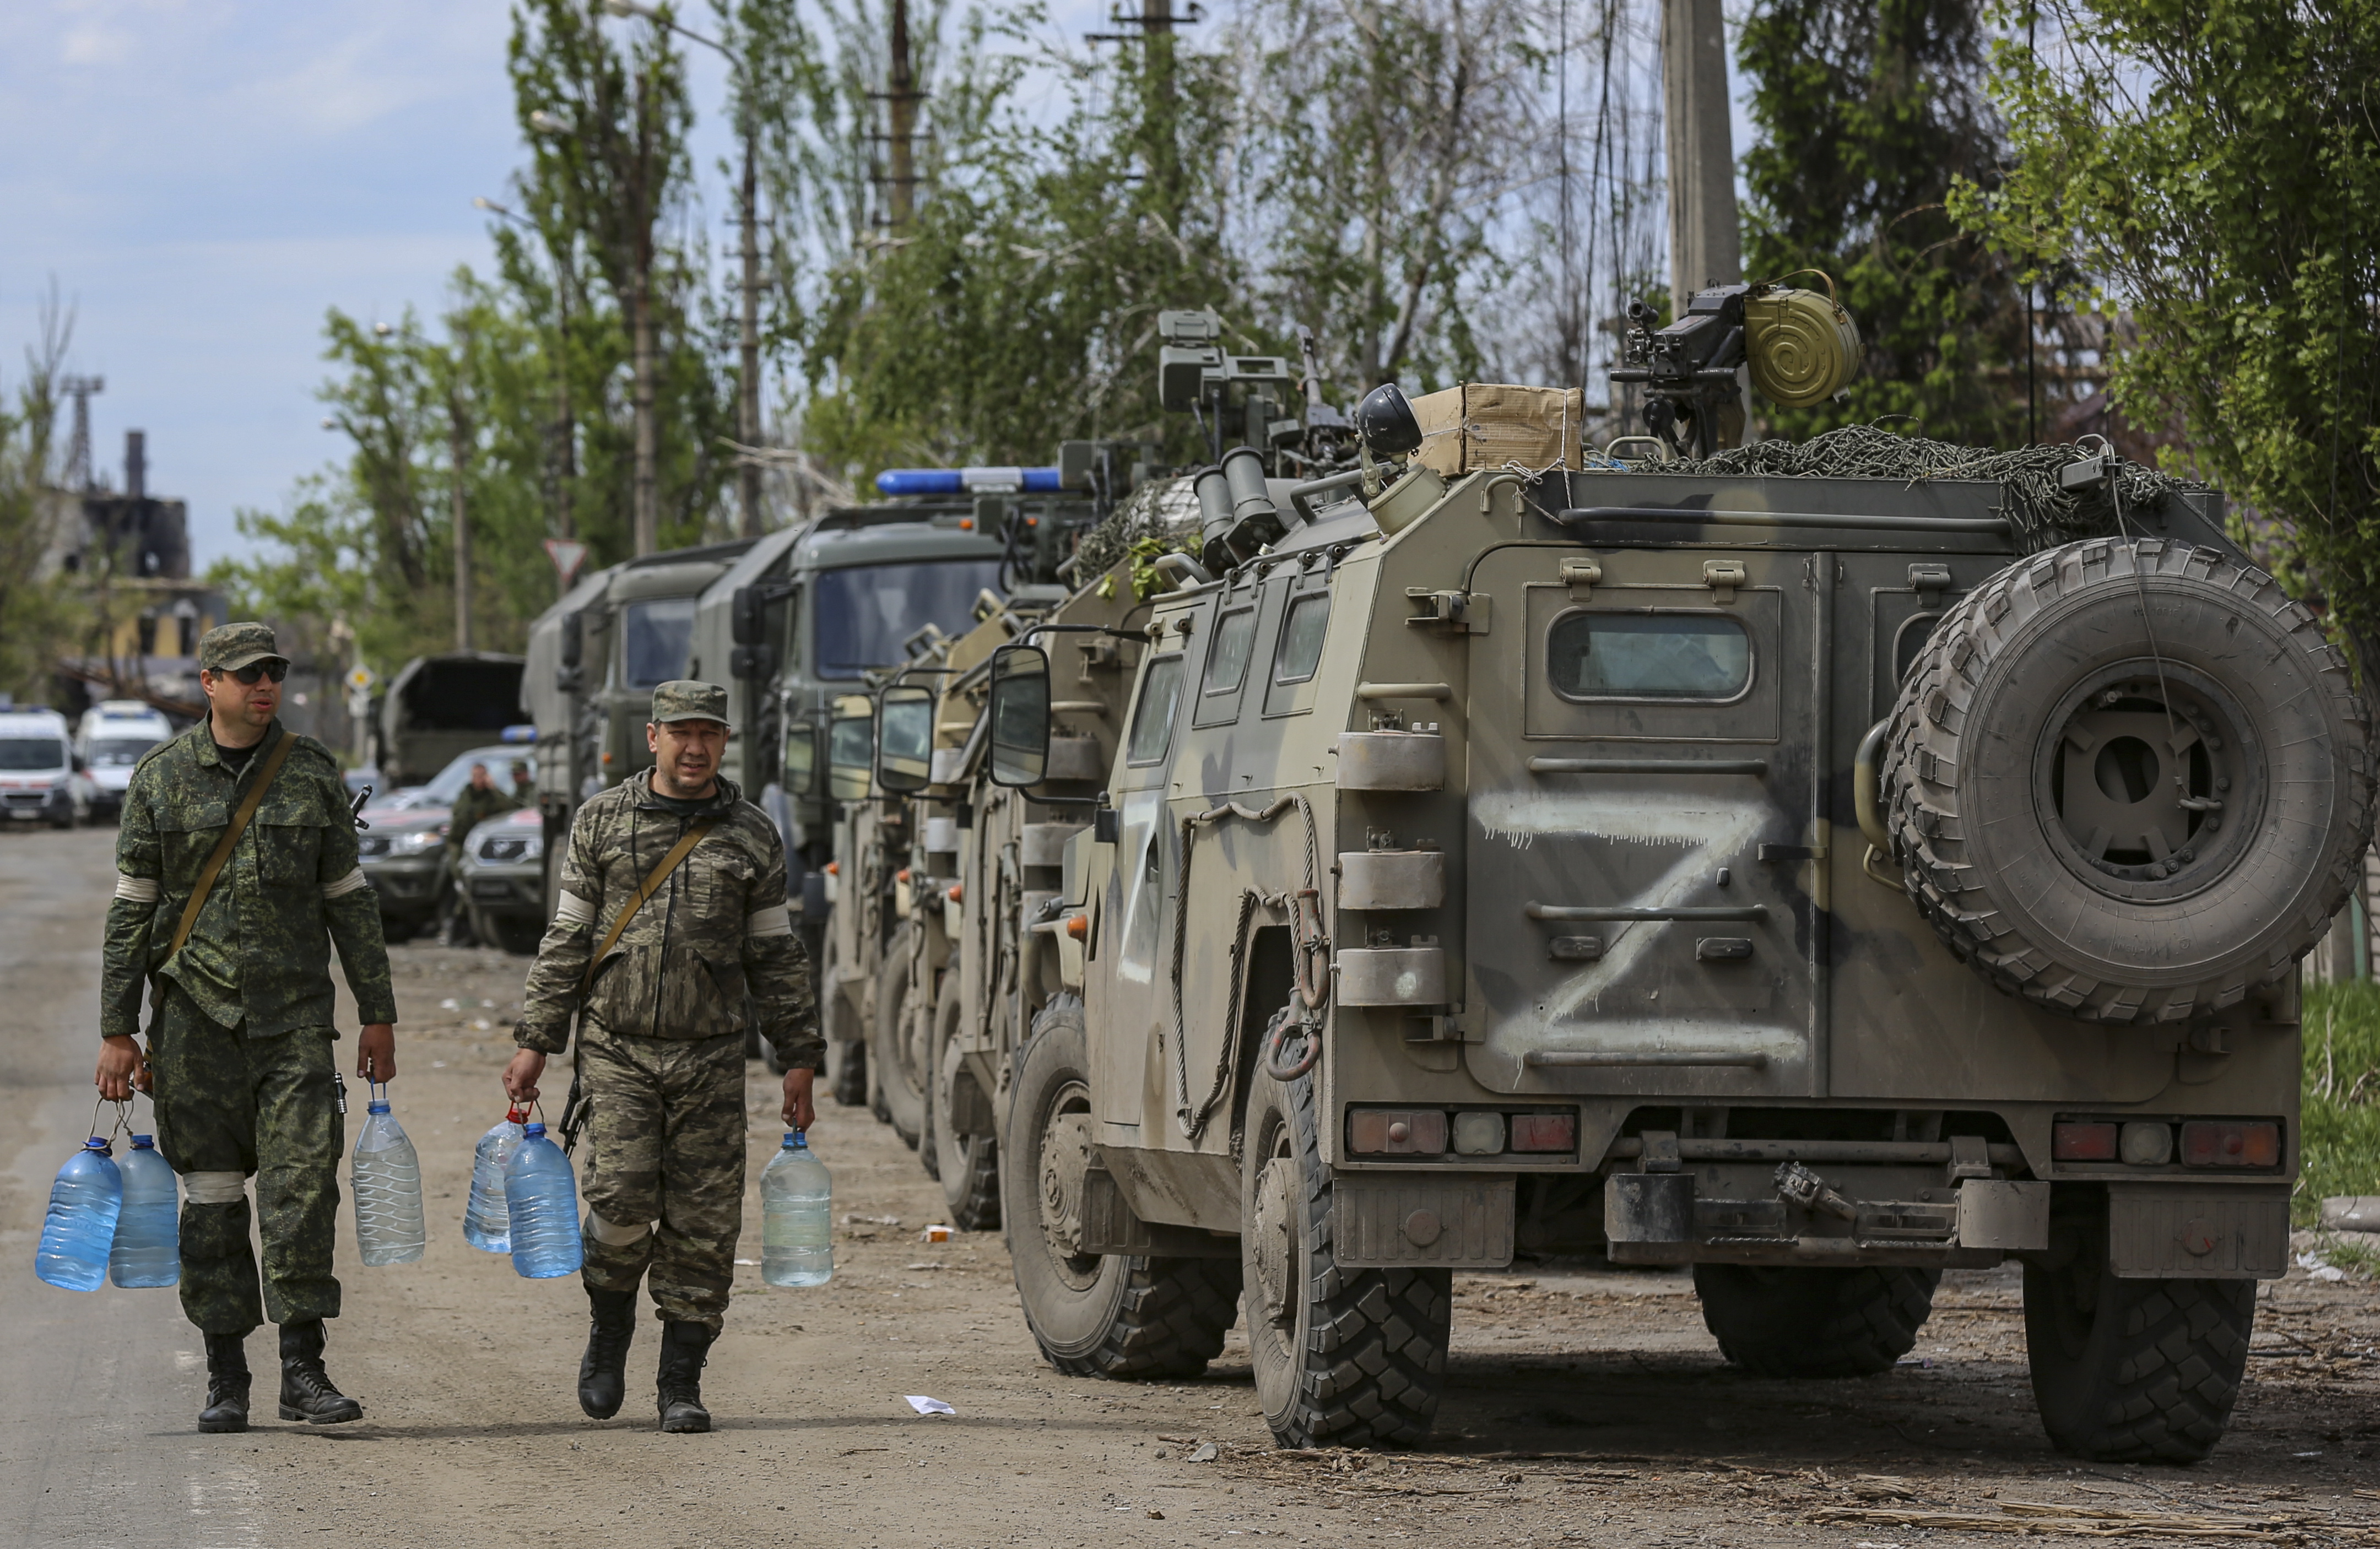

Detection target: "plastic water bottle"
[760, 1131, 833, 1287]
[463, 1106, 529, 1254]
[110, 1135, 180, 1288]
[350, 1092, 426, 1267]
[36, 1139, 122, 1292]
[504, 1123, 584, 1279]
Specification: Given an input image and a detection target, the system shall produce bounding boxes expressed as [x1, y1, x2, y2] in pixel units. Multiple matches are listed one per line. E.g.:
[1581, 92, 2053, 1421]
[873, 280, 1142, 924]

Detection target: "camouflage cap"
[198, 621, 288, 674]
[651, 680, 733, 729]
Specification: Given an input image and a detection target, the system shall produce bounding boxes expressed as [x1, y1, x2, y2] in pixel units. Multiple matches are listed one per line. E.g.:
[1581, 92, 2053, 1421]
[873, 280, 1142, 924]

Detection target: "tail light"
[2053, 1122, 2118, 1161]
[2179, 1120, 2281, 1169]
[1348, 1109, 1446, 1155]
[1509, 1113, 1578, 1153]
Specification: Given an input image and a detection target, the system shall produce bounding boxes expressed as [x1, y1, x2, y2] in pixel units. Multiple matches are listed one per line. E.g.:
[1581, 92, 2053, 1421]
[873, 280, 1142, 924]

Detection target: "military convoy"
[813, 298, 2372, 1467]
[504, 294, 2368, 1467]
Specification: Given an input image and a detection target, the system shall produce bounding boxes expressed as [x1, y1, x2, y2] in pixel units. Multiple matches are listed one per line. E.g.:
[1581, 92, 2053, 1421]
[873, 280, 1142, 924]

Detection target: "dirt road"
[3, 825, 2376, 1548]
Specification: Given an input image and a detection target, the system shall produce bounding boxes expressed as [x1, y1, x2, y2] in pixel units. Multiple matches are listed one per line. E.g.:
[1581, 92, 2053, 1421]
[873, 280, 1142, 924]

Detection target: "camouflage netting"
[1641, 424, 2207, 555]
[1070, 474, 1202, 581]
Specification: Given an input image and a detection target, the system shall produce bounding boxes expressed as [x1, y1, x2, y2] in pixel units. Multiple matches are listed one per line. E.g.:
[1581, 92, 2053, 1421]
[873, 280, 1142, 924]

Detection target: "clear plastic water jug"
[463, 1106, 529, 1254]
[760, 1131, 832, 1287]
[504, 1123, 583, 1279]
[350, 1090, 426, 1267]
[109, 1134, 180, 1288]
[36, 1138, 122, 1292]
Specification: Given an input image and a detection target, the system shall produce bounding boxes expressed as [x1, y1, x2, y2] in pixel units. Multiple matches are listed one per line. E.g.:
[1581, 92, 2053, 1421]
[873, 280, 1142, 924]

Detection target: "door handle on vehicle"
[1853, 719, 1894, 853]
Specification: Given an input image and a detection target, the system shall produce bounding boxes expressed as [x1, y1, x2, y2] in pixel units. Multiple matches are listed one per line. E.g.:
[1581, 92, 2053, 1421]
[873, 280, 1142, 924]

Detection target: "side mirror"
[986, 644, 1051, 788]
[559, 612, 583, 670]
[1094, 794, 1119, 845]
[827, 711, 873, 802]
[783, 720, 822, 798]
[732, 585, 765, 647]
[731, 643, 778, 682]
[875, 684, 935, 795]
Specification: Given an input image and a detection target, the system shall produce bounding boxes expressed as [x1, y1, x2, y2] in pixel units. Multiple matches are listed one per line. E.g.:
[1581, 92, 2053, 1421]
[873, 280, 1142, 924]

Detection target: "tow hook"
[1774, 1161, 1857, 1221]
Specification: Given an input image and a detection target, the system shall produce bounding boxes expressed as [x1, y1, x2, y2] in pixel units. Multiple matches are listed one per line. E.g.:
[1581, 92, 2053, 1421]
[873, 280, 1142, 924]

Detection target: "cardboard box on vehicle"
[1409, 382, 1585, 476]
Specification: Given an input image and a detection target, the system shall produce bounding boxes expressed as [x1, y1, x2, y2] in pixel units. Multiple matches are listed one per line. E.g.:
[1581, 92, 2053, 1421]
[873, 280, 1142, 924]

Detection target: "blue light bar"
[874, 466, 1065, 496]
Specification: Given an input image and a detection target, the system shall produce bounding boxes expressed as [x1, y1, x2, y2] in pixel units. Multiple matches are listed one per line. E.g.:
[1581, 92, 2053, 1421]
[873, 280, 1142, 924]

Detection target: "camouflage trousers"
[575, 1026, 747, 1329]
[147, 983, 344, 1334]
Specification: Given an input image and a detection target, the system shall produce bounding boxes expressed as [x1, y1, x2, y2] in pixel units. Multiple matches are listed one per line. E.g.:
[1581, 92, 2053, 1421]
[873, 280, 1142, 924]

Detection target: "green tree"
[1740, 0, 2028, 443]
[0, 302, 85, 703]
[1956, 0, 2380, 626]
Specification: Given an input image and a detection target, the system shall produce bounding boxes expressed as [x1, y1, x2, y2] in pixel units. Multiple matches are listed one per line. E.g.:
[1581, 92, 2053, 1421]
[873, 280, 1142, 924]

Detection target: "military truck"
[758, 457, 1148, 1096]
[883, 356, 2370, 1465]
[372, 651, 528, 788]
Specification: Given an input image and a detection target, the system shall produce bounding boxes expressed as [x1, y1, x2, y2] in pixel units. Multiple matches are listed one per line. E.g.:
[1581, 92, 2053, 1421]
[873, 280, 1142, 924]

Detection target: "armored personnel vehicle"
[890, 335, 2370, 1464]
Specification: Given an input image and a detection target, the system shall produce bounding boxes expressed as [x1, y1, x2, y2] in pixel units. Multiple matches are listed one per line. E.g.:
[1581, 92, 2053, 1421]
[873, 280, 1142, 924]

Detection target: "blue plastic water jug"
[37, 1139, 123, 1292]
[504, 1123, 583, 1279]
[760, 1131, 834, 1287]
[351, 1092, 426, 1266]
[464, 1106, 529, 1254]
[109, 1135, 180, 1288]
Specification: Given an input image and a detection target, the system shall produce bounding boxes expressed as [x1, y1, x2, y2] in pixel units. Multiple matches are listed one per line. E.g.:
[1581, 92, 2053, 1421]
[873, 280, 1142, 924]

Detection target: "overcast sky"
[3, 1, 1747, 571]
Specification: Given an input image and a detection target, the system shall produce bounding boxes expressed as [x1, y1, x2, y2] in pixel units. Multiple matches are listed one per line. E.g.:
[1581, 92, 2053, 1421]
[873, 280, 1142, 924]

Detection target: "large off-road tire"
[1884, 537, 2374, 1023]
[1003, 995, 1240, 1378]
[1694, 1264, 1939, 1378]
[870, 922, 926, 1149]
[819, 929, 867, 1103]
[931, 992, 1000, 1230]
[1243, 1065, 1449, 1448]
[2024, 1252, 2254, 1464]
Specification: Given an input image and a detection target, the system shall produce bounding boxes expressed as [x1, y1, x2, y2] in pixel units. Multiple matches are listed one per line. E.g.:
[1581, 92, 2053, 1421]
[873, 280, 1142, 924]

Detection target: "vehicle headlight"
[391, 829, 445, 856]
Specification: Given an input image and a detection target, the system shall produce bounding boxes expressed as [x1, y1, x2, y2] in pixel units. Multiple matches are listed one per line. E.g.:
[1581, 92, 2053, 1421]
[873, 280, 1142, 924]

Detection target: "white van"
[0, 708, 96, 828]
[76, 701, 176, 819]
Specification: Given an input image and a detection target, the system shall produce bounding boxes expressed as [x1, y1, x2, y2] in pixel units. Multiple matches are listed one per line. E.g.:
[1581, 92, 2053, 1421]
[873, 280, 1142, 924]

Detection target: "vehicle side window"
[1546, 611, 1751, 700]
[1204, 608, 1257, 695]
[1126, 655, 1187, 765]
[1273, 594, 1330, 684]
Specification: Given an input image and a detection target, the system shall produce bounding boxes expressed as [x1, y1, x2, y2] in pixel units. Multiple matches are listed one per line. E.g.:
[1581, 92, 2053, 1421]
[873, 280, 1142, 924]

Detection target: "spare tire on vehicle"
[1883, 537, 2374, 1023]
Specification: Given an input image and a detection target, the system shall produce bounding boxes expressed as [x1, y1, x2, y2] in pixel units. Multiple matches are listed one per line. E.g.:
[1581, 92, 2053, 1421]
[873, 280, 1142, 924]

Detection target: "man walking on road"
[97, 621, 398, 1434]
[505, 681, 819, 1433]
[439, 761, 517, 945]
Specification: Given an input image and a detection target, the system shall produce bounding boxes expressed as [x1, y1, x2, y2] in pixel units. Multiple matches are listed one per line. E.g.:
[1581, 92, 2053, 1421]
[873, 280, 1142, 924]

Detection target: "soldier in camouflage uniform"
[96, 621, 398, 1434]
[506, 680, 820, 1433]
[438, 761, 517, 945]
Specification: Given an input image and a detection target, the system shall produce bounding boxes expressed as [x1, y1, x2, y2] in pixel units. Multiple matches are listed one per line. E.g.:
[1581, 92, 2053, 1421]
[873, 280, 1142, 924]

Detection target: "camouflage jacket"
[516, 771, 820, 1066]
[446, 783, 518, 851]
[102, 721, 397, 1041]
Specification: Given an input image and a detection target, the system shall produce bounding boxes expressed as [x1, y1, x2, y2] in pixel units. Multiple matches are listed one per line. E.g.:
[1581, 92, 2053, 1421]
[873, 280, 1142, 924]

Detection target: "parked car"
[75, 701, 176, 820]
[455, 805, 547, 954]
[0, 708, 98, 828]
[355, 745, 534, 940]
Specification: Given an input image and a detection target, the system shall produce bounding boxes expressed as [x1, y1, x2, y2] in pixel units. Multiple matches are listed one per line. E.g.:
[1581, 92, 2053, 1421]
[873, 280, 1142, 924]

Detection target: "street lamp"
[603, 0, 766, 539]
[477, 195, 580, 575]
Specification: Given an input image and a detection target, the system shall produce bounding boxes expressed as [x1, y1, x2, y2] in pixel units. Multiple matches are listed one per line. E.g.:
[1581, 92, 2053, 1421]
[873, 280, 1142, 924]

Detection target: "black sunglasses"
[223, 662, 289, 685]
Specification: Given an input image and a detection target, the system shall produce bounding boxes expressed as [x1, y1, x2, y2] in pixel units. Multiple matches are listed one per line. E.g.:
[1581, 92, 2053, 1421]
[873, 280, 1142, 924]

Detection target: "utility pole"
[1661, 0, 1739, 315]
[737, 109, 762, 537]
[630, 64, 659, 557]
[885, 0, 920, 229]
[447, 371, 474, 651]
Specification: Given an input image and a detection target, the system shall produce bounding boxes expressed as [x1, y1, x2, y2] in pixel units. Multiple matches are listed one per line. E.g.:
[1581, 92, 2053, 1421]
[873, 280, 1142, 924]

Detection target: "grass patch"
[2297, 981, 2380, 1223]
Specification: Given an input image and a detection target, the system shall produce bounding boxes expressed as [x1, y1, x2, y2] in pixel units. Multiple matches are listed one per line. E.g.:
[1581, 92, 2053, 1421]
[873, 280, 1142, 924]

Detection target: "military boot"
[276, 1320, 363, 1425]
[198, 1331, 252, 1434]
[655, 1321, 716, 1433]
[577, 1288, 637, 1420]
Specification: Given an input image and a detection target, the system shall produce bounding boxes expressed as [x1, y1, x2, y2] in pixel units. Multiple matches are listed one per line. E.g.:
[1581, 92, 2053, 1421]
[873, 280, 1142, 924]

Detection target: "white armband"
[320, 868, 369, 899]
[556, 891, 597, 927]
[746, 903, 793, 939]
[113, 875, 160, 904]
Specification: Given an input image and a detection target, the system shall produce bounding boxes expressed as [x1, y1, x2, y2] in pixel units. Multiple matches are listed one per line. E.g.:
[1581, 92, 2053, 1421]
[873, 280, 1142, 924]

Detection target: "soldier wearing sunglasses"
[96, 622, 398, 1433]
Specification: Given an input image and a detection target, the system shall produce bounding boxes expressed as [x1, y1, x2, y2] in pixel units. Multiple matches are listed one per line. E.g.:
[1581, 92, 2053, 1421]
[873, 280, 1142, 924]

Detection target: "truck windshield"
[813, 559, 1004, 680]
[88, 737, 164, 767]
[623, 598, 696, 689]
[0, 738, 66, 770]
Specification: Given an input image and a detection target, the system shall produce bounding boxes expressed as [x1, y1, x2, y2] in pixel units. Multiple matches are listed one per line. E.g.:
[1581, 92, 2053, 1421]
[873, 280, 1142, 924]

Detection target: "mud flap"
[2107, 1183, 2289, 1278]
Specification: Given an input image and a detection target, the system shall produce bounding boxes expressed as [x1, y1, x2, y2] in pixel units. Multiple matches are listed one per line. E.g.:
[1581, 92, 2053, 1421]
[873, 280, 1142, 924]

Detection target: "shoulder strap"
[169, 728, 299, 959]
[580, 816, 722, 990]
